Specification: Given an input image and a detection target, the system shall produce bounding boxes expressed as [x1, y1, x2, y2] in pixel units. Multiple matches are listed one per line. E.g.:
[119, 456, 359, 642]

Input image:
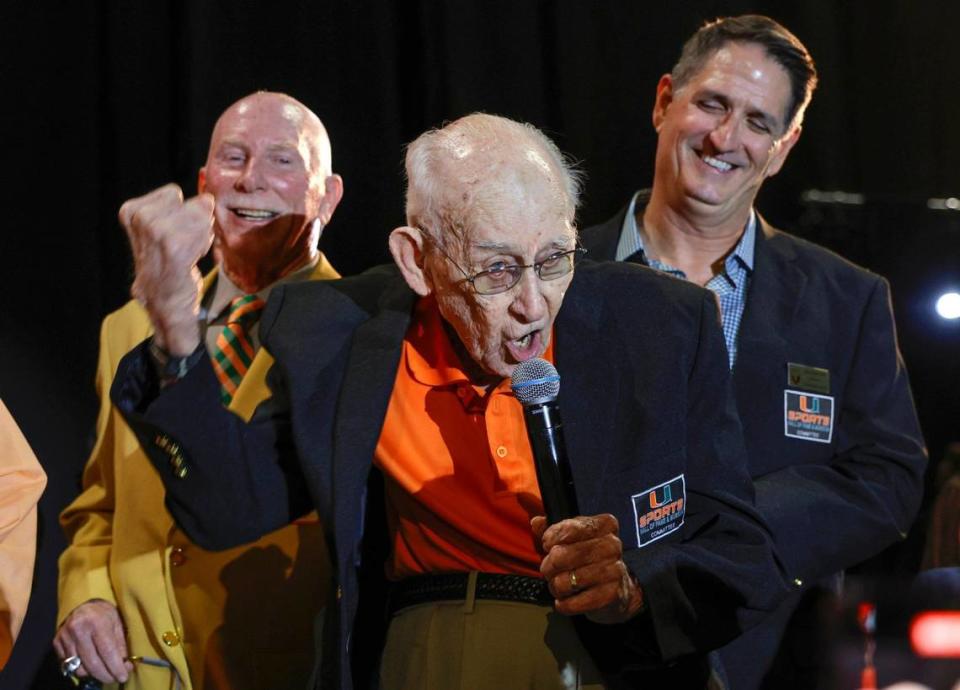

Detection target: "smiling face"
[426, 177, 577, 380]
[652, 41, 800, 223]
[198, 93, 339, 289]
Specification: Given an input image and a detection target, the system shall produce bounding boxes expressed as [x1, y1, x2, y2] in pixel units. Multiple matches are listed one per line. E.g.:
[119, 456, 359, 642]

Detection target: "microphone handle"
[523, 400, 579, 524]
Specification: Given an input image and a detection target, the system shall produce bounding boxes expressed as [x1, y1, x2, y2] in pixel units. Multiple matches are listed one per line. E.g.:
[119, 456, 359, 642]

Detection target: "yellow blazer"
[58, 256, 338, 690]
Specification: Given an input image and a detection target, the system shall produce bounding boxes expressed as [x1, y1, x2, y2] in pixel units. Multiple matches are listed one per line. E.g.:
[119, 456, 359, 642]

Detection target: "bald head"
[208, 91, 333, 181]
[404, 113, 582, 247]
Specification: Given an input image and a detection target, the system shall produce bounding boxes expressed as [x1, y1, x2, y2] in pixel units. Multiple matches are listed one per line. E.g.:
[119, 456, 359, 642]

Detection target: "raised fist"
[118, 183, 215, 354]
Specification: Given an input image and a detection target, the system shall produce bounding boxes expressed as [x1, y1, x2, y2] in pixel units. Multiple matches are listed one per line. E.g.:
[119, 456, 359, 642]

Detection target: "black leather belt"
[388, 572, 553, 616]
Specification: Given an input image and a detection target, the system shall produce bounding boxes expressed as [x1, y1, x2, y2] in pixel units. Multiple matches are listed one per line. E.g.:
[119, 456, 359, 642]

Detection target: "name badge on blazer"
[631, 474, 686, 547]
[787, 362, 830, 394]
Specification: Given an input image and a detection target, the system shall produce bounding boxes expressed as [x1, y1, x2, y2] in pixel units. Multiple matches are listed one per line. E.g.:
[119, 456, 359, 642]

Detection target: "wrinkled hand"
[119, 183, 215, 355]
[53, 599, 133, 684]
[534, 513, 644, 624]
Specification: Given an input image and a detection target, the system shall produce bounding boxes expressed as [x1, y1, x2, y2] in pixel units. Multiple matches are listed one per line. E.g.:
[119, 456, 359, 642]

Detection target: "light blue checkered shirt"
[615, 192, 755, 369]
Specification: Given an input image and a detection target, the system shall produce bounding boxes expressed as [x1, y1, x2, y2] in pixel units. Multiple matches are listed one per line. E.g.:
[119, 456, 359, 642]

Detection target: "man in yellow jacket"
[55, 92, 343, 690]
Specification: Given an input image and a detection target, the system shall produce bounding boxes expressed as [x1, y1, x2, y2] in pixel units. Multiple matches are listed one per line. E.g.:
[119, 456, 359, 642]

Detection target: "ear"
[652, 74, 674, 133]
[389, 226, 431, 297]
[765, 125, 802, 179]
[318, 174, 344, 225]
[197, 167, 207, 195]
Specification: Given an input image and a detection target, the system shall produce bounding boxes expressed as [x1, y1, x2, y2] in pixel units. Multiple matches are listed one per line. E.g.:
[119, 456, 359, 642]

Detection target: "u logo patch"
[784, 390, 834, 443]
[632, 475, 686, 547]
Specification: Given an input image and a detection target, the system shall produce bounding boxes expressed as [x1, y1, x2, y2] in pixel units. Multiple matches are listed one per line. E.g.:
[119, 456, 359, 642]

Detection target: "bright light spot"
[936, 292, 960, 320]
[525, 148, 552, 174]
[559, 663, 577, 690]
[910, 612, 960, 657]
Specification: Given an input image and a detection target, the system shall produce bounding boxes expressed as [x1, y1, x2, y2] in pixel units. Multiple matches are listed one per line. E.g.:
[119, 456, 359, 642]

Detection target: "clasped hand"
[533, 513, 644, 624]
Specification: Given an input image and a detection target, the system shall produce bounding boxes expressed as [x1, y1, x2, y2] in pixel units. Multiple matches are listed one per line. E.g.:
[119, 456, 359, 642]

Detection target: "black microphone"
[511, 358, 579, 525]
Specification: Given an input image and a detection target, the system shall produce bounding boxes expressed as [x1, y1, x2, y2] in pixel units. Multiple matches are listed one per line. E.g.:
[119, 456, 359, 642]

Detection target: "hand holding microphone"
[512, 358, 645, 623]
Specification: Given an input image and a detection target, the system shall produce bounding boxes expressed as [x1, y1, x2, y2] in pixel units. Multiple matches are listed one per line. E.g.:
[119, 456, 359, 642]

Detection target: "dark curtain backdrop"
[2, 2, 958, 687]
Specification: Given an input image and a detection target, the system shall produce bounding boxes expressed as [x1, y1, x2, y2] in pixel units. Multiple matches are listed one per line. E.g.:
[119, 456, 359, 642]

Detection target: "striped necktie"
[211, 294, 266, 405]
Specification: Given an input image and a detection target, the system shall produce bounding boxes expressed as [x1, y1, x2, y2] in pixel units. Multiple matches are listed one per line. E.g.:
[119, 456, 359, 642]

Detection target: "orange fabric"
[0, 400, 46, 668]
[375, 297, 554, 580]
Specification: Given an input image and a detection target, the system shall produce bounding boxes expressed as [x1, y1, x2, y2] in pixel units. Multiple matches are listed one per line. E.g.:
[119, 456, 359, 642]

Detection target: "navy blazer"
[113, 261, 790, 689]
[582, 199, 927, 688]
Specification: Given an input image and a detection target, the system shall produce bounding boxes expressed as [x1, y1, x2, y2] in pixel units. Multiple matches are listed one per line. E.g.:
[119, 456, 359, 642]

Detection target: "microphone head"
[511, 358, 560, 406]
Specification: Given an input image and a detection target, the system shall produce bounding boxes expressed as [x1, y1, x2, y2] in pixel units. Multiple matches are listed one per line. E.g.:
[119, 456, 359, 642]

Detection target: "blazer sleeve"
[109, 340, 312, 551]
[578, 291, 790, 672]
[57, 315, 123, 623]
[628, 292, 788, 659]
[754, 276, 927, 581]
[108, 283, 356, 551]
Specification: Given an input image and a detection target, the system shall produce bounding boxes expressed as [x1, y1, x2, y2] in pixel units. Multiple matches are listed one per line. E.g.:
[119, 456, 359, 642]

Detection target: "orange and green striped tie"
[211, 294, 266, 405]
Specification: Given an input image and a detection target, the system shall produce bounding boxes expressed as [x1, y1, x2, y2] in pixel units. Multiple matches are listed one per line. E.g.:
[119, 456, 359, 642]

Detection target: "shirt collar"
[403, 296, 472, 387]
[732, 213, 756, 272]
[617, 189, 756, 276]
[614, 190, 647, 262]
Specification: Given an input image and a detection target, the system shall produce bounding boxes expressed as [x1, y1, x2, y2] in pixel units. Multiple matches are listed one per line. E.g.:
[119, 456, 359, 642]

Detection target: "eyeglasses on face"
[421, 232, 587, 295]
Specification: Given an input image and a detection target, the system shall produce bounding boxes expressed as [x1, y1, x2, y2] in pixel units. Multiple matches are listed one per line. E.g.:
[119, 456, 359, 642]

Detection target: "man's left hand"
[533, 513, 644, 624]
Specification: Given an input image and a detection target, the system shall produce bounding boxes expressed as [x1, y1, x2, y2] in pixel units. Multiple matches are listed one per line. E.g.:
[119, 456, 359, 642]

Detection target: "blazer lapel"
[734, 218, 808, 402]
[554, 269, 620, 510]
[331, 274, 415, 499]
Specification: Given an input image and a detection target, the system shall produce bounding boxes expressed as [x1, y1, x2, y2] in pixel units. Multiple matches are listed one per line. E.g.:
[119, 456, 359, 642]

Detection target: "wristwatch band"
[148, 339, 206, 385]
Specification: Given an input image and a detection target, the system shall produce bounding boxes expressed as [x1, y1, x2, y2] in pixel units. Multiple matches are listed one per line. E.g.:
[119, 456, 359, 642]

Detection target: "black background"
[1, 2, 958, 687]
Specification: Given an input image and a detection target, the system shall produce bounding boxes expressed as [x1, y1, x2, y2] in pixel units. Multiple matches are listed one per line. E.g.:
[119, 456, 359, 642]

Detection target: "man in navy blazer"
[581, 15, 927, 689]
[111, 113, 788, 689]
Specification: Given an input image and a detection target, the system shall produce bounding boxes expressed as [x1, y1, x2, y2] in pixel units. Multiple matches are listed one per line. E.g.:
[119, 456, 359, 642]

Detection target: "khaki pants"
[380, 594, 605, 690]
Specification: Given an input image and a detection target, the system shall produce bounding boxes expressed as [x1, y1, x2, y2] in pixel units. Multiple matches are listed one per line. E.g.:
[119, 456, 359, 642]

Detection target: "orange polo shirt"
[375, 297, 553, 580]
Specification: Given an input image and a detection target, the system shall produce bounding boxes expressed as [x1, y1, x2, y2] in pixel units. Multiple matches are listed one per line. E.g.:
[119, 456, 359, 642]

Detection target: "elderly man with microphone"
[110, 113, 788, 689]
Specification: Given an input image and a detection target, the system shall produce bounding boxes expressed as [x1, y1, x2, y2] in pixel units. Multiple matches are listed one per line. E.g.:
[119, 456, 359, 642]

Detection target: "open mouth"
[230, 207, 280, 221]
[505, 330, 542, 362]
